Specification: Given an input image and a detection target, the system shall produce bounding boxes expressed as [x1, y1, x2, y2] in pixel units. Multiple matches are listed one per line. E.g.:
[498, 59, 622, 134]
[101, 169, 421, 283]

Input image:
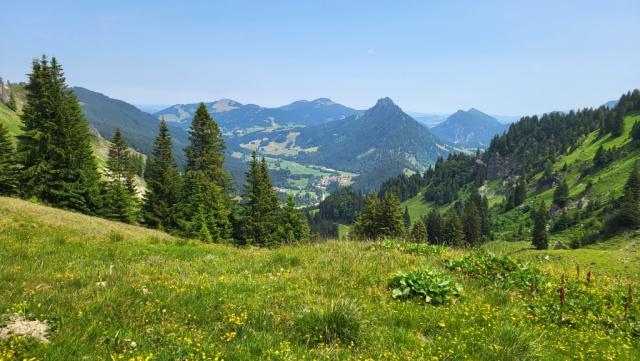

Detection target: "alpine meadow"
[1, 1, 639, 360]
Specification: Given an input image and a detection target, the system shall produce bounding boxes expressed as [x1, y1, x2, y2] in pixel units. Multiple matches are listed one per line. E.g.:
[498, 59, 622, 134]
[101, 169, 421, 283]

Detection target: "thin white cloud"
[367, 49, 376, 55]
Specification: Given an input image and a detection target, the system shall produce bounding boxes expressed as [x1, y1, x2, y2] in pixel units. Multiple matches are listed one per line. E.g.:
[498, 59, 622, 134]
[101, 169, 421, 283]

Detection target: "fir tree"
[531, 200, 549, 250]
[103, 179, 137, 223]
[443, 212, 465, 247]
[632, 121, 640, 142]
[462, 202, 482, 246]
[103, 129, 138, 223]
[553, 179, 570, 208]
[182, 103, 232, 242]
[107, 129, 136, 192]
[351, 193, 382, 240]
[426, 209, 444, 245]
[607, 164, 640, 231]
[17, 56, 101, 213]
[403, 206, 411, 229]
[593, 145, 609, 168]
[7, 91, 17, 111]
[241, 152, 281, 246]
[409, 219, 427, 243]
[281, 194, 310, 244]
[379, 191, 405, 238]
[514, 177, 527, 206]
[143, 120, 182, 230]
[0, 123, 18, 195]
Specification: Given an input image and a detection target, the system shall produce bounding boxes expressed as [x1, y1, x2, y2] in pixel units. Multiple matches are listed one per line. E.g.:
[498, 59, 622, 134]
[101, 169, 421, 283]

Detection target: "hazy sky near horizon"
[2, 0, 639, 115]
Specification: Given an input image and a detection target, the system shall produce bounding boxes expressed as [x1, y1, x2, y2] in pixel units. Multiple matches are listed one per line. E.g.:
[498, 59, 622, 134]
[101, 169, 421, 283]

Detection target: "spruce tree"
[103, 129, 138, 223]
[531, 200, 549, 250]
[514, 177, 527, 206]
[608, 164, 640, 231]
[0, 123, 18, 195]
[593, 145, 609, 168]
[426, 209, 444, 245]
[182, 103, 232, 242]
[462, 202, 482, 246]
[403, 206, 411, 228]
[17, 56, 101, 213]
[107, 129, 136, 191]
[7, 91, 17, 111]
[410, 219, 427, 243]
[379, 191, 405, 238]
[103, 179, 137, 223]
[281, 194, 310, 244]
[631, 121, 640, 142]
[241, 151, 281, 246]
[443, 212, 465, 247]
[143, 120, 182, 230]
[553, 179, 570, 208]
[351, 193, 382, 240]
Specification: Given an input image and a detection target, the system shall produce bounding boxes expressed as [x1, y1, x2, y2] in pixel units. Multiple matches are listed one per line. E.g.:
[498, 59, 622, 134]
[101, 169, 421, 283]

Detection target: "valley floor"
[0, 197, 638, 360]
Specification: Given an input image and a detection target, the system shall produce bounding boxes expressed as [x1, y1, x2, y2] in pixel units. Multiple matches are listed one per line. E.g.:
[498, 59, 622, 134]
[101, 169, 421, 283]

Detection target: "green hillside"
[0, 196, 638, 360]
[0, 103, 22, 140]
[0, 102, 144, 182]
[401, 112, 640, 248]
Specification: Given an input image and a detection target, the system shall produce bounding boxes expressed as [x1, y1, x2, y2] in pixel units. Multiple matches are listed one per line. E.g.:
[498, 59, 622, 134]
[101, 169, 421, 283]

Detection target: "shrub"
[293, 300, 361, 346]
[108, 231, 125, 243]
[374, 239, 447, 256]
[389, 269, 462, 305]
[445, 251, 547, 290]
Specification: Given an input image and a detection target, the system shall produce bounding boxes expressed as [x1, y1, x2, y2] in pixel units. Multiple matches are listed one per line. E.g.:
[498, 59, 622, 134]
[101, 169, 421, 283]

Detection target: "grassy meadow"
[1, 197, 638, 360]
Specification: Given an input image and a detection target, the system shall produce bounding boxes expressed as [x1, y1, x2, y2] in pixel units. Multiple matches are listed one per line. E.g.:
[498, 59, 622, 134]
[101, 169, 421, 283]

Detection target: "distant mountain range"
[74, 87, 513, 192]
[154, 98, 361, 130]
[430, 108, 509, 148]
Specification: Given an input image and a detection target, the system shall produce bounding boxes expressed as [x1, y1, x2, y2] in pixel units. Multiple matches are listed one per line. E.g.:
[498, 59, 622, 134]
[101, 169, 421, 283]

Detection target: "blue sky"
[2, 0, 639, 115]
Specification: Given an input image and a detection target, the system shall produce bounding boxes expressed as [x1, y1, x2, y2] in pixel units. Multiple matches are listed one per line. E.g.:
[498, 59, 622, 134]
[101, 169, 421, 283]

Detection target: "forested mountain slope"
[315, 90, 640, 248]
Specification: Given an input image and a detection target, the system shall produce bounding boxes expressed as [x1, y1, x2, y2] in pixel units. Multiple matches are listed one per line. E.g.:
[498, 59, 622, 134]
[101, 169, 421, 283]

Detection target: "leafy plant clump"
[444, 251, 547, 290]
[374, 239, 447, 256]
[292, 300, 361, 346]
[389, 269, 462, 305]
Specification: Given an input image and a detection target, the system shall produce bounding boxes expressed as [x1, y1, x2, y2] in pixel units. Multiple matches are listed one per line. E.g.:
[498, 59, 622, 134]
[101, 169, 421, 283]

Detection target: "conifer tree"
[103, 129, 138, 223]
[143, 120, 182, 230]
[182, 103, 232, 242]
[7, 91, 17, 111]
[593, 145, 609, 168]
[443, 212, 465, 247]
[17, 56, 101, 213]
[514, 177, 527, 206]
[607, 164, 640, 231]
[281, 194, 310, 244]
[351, 193, 382, 240]
[462, 202, 482, 246]
[0, 123, 18, 195]
[241, 151, 281, 246]
[403, 206, 411, 229]
[107, 129, 136, 191]
[553, 179, 570, 208]
[379, 191, 405, 238]
[103, 178, 137, 223]
[531, 200, 549, 250]
[426, 209, 444, 244]
[632, 121, 640, 142]
[410, 219, 427, 243]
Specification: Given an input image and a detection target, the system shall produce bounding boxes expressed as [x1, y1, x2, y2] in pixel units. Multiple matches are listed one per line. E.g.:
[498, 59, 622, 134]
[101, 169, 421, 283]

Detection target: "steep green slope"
[0, 196, 637, 360]
[404, 112, 640, 247]
[0, 102, 22, 140]
[0, 102, 144, 178]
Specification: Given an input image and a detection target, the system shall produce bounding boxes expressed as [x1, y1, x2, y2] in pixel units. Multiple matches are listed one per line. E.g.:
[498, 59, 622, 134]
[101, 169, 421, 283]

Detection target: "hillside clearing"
[1, 197, 638, 360]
